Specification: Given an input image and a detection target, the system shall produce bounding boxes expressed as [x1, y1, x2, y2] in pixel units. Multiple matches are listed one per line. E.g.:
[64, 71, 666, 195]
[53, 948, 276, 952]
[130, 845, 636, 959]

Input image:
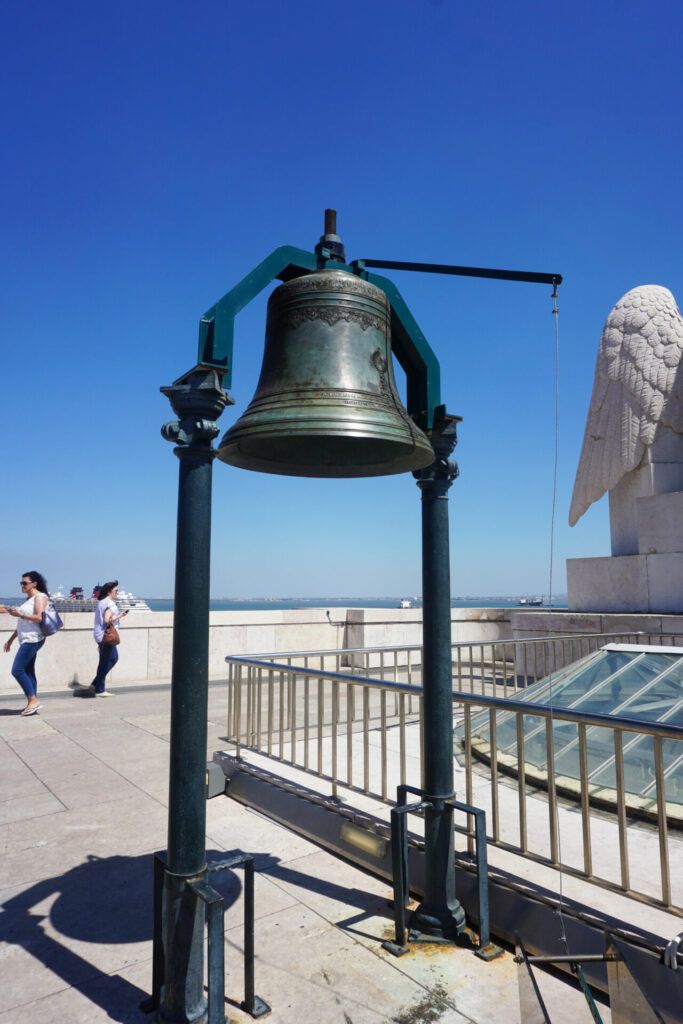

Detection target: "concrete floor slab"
[0, 790, 64, 826]
[0, 793, 167, 889]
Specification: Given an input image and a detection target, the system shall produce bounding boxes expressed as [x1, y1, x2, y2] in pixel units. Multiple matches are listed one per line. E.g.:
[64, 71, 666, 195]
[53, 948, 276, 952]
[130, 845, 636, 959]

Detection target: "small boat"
[398, 598, 413, 609]
[518, 596, 543, 607]
[115, 587, 152, 613]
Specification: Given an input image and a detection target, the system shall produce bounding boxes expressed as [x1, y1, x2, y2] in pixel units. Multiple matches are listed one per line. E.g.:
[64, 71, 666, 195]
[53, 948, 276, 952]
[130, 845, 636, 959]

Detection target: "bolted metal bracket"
[161, 418, 221, 447]
[160, 364, 233, 451]
[413, 406, 461, 490]
[384, 784, 501, 959]
[143, 852, 271, 1021]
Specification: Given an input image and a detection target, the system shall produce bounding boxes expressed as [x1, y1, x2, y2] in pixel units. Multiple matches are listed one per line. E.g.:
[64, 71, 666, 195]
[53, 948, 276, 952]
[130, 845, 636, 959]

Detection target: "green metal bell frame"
[217, 269, 435, 478]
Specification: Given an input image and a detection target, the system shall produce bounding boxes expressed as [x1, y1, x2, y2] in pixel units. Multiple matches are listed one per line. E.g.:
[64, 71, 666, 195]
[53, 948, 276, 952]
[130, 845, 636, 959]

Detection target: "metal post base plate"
[241, 995, 271, 1018]
[475, 942, 505, 961]
[382, 940, 410, 957]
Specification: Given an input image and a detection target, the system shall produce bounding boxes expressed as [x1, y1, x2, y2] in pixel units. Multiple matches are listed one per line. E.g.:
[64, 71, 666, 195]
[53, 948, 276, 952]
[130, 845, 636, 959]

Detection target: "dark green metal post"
[412, 408, 466, 941]
[159, 366, 231, 1023]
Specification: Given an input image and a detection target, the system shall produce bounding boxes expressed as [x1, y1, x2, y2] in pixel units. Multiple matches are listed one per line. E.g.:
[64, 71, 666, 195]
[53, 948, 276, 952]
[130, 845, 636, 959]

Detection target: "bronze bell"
[217, 269, 435, 477]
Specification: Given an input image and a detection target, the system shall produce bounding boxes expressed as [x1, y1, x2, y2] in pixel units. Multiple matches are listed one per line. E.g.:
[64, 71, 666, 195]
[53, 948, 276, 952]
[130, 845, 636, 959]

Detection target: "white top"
[94, 597, 119, 643]
[17, 594, 47, 644]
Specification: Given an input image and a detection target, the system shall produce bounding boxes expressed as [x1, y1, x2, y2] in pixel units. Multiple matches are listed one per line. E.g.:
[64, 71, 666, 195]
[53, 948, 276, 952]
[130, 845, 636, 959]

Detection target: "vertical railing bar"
[363, 685, 370, 793]
[290, 672, 297, 765]
[227, 662, 234, 739]
[480, 645, 485, 696]
[464, 705, 474, 854]
[235, 664, 242, 758]
[243, 858, 256, 1015]
[419, 695, 425, 790]
[278, 670, 285, 760]
[545, 718, 559, 865]
[285, 660, 292, 736]
[227, 662, 233, 740]
[399, 692, 407, 787]
[394, 650, 400, 717]
[332, 680, 339, 799]
[516, 713, 528, 853]
[206, 890, 225, 1024]
[381, 689, 387, 801]
[654, 736, 671, 907]
[469, 644, 474, 693]
[246, 667, 252, 746]
[613, 730, 630, 892]
[578, 722, 593, 877]
[456, 644, 463, 692]
[502, 642, 508, 698]
[256, 667, 263, 751]
[317, 677, 324, 775]
[304, 675, 310, 770]
[489, 709, 499, 842]
[267, 669, 274, 756]
[248, 666, 255, 748]
[347, 684, 354, 787]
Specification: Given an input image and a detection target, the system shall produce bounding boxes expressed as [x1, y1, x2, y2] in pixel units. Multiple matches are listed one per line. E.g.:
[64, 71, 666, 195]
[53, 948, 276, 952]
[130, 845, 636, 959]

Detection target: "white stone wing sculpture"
[569, 285, 683, 526]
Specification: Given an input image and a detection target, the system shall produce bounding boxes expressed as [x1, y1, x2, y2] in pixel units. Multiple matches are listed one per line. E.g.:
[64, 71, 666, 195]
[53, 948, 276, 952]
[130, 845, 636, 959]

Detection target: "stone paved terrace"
[0, 680, 629, 1023]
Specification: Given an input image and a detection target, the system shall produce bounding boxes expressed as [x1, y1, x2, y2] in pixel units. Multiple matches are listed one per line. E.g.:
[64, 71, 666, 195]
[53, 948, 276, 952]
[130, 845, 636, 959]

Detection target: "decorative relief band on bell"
[275, 306, 387, 333]
[272, 273, 389, 305]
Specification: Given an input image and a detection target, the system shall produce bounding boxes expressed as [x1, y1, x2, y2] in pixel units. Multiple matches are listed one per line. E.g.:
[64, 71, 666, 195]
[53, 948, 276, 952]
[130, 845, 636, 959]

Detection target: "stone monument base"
[567, 553, 683, 614]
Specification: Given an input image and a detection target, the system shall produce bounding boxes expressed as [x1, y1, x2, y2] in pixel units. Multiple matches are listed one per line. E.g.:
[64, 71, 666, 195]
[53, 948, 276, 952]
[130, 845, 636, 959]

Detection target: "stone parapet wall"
[510, 608, 683, 639]
[0, 606, 513, 695]
[509, 608, 683, 680]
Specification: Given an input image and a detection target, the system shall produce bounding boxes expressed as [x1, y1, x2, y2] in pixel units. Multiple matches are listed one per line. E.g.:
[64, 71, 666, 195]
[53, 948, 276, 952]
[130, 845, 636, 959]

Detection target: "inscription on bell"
[313, 390, 392, 407]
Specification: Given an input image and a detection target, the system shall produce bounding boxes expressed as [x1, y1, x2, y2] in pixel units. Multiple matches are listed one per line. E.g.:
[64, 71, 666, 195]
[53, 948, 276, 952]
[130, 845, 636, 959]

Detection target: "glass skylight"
[457, 644, 683, 815]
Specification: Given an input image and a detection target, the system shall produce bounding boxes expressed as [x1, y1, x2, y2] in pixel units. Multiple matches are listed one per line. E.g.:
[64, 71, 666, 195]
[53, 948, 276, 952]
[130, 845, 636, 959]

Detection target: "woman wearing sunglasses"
[1, 571, 49, 716]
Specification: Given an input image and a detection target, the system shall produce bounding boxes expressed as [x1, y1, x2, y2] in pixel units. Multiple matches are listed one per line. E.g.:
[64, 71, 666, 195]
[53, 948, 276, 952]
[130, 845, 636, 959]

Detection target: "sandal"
[20, 703, 43, 716]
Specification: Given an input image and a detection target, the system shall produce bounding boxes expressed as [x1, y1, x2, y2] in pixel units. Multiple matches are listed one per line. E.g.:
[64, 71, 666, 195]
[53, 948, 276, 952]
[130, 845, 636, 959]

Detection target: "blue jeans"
[91, 643, 119, 693]
[12, 640, 45, 698]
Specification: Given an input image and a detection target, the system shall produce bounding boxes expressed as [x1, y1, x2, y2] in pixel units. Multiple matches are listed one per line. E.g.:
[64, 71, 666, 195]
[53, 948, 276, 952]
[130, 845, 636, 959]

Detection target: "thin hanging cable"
[547, 279, 569, 952]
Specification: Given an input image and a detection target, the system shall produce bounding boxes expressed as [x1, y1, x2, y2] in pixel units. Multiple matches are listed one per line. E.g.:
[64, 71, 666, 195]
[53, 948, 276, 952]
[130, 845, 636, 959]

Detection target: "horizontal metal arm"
[354, 258, 562, 288]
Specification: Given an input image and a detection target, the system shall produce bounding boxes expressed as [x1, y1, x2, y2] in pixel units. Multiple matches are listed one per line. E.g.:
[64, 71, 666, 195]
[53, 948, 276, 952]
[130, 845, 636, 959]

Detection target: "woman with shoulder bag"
[0, 570, 49, 716]
[90, 580, 129, 697]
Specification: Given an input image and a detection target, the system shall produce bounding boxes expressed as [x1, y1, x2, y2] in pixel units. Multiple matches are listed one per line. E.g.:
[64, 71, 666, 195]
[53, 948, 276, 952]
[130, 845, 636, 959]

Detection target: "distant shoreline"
[0, 595, 567, 612]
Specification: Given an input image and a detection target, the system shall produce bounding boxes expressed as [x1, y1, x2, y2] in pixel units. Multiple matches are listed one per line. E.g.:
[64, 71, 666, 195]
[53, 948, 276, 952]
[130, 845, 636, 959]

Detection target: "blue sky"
[2, 0, 682, 598]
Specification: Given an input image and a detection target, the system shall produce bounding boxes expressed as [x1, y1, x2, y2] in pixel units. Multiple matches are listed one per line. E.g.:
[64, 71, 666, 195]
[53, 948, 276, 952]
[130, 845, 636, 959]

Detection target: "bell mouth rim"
[217, 431, 435, 479]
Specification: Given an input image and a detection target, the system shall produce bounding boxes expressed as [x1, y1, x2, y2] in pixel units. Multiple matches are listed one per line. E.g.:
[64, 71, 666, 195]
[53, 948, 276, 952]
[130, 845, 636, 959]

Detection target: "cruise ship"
[51, 585, 151, 613]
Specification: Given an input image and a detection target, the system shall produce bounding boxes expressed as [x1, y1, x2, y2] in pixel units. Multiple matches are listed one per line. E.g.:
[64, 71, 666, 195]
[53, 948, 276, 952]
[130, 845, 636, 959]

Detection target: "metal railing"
[230, 630, 675, 697]
[224, 633, 683, 915]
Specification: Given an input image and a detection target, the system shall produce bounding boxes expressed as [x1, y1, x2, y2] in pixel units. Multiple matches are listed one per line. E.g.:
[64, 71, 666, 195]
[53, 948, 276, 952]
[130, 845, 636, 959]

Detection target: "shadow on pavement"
[2, 841, 392, 1021]
[1, 848, 242, 1022]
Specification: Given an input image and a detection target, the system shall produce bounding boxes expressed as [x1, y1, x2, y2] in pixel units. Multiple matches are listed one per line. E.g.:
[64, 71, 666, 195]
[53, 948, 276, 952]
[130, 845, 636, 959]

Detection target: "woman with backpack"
[0, 570, 49, 716]
[89, 580, 129, 697]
